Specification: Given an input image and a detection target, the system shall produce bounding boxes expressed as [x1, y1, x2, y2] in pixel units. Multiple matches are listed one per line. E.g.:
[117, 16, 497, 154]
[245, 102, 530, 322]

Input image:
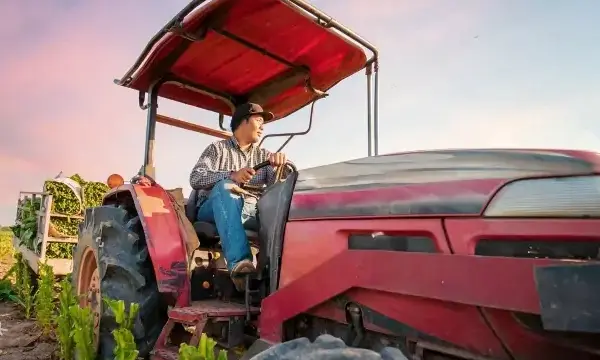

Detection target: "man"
[189, 102, 289, 291]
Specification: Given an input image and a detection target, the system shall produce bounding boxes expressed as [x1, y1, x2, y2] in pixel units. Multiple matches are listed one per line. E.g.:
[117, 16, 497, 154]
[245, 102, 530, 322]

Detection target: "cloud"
[1, 0, 599, 225]
[0, 1, 172, 223]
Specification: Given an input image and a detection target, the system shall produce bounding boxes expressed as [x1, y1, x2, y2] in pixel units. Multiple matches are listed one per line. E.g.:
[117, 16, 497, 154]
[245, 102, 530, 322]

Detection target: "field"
[0, 227, 57, 360]
[0, 227, 14, 279]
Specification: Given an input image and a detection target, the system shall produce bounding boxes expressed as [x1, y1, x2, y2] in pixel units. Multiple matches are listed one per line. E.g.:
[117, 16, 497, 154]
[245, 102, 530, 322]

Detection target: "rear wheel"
[72, 205, 167, 359]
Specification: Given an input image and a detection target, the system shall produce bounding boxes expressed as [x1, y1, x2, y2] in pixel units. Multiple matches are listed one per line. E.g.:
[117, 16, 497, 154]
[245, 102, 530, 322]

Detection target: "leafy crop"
[10, 174, 110, 259]
[44, 180, 82, 216]
[11, 197, 41, 251]
[70, 174, 87, 186]
[0, 227, 13, 260]
[105, 298, 139, 360]
[46, 242, 76, 259]
[13, 253, 35, 318]
[0, 277, 20, 303]
[56, 278, 78, 360]
[35, 261, 55, 335]
[0, 265, 21, 304]
[82, 182, 110, 209]
[70, 303, 96, 360]
[179, 333, 228, 360]
[50, 217, 81, 238]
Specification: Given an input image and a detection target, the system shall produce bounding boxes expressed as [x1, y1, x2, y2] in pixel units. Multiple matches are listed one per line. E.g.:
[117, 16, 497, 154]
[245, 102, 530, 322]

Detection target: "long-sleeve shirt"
[189, 136, 286, 207]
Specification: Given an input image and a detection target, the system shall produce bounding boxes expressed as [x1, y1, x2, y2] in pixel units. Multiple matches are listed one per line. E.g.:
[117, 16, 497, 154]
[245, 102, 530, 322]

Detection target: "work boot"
[231, 259, 255, 292]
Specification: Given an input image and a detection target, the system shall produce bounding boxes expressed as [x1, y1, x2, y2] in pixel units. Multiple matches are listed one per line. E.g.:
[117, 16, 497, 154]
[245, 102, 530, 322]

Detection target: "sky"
[1, 0, 599, 225]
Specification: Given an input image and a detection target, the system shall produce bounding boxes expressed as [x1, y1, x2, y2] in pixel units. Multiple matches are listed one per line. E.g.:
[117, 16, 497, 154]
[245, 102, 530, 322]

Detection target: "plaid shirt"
[189, 136, 281, 207]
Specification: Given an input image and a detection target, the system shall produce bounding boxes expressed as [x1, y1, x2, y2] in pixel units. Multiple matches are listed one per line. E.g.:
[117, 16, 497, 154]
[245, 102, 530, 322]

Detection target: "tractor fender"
[103, 184, 191, 307]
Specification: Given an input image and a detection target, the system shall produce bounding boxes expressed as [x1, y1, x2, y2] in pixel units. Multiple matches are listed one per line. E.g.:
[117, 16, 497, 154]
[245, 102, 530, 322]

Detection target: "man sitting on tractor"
[188, 102, 289, 290]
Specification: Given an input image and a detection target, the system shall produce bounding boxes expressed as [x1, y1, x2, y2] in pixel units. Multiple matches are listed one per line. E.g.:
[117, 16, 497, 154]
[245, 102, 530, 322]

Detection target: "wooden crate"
[12, 191, 81, 275]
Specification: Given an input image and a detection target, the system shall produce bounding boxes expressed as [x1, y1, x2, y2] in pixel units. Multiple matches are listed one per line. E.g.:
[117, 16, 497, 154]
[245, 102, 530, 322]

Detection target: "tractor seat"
[186, 189, 259, 248]
[193, 220, 259, 248]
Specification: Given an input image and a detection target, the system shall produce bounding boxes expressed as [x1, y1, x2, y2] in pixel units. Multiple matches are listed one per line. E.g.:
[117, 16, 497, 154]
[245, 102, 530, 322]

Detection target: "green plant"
[0, 227, 13, 259]
[70, 174, 87, 186]
[44, 180, 83, 216]
[35, 261, 55, 335]
[46, 242, 76, 259]
[13, 253, 34, 318]
[10, 198, 41, 251]
[55, 278, 78, 360]
[82, 182, 110, 209]
[104, 298, 140, 360]
[13, 252, 24, 297]
[49, 217, 83, 238]
[0, 266, 22, 304]
[70, 304, 96, 360]
[179, 333, 228, 360]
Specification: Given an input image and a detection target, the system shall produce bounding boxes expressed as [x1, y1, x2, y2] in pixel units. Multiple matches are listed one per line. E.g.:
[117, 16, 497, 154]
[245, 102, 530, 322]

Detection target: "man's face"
[240, 114, 264, 143]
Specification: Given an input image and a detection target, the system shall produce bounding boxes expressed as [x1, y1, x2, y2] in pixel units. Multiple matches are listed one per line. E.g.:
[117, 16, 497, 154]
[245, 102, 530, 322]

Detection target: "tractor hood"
[289, 149, 600, 219]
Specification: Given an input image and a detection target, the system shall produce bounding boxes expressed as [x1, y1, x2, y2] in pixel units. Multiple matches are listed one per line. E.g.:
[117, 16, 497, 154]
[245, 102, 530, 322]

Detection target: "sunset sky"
[1, 0, 599, 225]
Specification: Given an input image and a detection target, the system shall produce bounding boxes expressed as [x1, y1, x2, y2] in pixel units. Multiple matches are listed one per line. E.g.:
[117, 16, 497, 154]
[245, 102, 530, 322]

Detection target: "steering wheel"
[239, 160, 297, 192]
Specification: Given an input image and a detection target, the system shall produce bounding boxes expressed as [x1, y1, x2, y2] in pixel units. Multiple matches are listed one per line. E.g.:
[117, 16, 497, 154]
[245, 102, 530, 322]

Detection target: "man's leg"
[196, 180, 254, 276]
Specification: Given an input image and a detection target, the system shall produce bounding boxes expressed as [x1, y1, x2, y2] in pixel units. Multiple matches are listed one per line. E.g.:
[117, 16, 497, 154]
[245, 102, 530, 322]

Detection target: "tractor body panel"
[103, 184, 191, 307]
[259, 148, 600, 359]
[289, 148, 600, 219]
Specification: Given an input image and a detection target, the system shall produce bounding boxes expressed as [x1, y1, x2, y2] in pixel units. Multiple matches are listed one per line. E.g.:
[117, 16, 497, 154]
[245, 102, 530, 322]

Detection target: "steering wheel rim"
[240, 160, 297, 189]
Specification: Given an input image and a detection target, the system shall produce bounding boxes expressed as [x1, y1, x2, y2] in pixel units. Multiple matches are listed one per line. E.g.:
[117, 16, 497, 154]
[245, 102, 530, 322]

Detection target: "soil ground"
[0, 229, 57, 360]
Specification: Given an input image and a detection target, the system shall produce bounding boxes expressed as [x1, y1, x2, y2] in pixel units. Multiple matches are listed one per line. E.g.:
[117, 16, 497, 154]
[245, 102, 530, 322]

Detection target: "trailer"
[12, 191, 80, 275]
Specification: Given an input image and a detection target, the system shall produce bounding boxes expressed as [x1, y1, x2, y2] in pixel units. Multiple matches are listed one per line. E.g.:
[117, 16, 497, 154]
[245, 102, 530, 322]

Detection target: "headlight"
[484, 175, 600, 217]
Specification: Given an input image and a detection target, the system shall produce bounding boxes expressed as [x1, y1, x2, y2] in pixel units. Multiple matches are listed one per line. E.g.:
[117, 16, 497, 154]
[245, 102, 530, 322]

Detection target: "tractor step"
[169, 299, 260, 324]
[152, 299, 261, 357]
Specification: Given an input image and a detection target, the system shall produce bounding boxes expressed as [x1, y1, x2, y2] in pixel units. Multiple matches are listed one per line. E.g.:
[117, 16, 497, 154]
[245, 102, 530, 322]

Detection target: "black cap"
[230, 103, 274, 131]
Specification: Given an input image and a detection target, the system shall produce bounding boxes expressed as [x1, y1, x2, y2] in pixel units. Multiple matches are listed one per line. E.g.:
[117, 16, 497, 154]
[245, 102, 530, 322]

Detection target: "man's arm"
[189, 143, 231, 190]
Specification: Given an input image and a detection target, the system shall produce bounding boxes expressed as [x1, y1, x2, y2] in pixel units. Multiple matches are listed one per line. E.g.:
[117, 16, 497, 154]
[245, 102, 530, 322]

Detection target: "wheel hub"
[77, 247, 101, 351]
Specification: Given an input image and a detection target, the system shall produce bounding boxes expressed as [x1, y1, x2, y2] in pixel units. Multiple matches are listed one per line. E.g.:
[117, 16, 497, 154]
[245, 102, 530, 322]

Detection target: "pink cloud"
[0, 0, 510, 225]
[0, 1, 172, 223]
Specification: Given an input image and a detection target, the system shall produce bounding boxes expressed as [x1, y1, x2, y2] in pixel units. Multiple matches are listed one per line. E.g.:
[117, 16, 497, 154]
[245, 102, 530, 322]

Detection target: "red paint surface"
[290, 178, 504, 220]
[261, 250, 566, 338]
[279, 219, 451, 288]
[444, 217, 600, 359]
[444, 218, 600, 255]
[260, 215, 600, 358]
[308, 291, 510, 359]
[132, 184, 191, 307]
[122, 0, 367, 120]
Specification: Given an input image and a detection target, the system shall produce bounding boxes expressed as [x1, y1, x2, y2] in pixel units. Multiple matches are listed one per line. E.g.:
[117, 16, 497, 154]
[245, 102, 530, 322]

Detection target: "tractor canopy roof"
[115, 0, 375, 121]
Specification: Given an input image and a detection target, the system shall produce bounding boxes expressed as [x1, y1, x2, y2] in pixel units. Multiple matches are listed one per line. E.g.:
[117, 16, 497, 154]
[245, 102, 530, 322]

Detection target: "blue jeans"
[196, 179, 255, 271]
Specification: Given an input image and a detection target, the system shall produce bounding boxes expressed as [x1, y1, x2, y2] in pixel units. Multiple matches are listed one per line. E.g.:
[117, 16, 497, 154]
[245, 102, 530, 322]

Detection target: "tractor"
[73, 0, 600, 359]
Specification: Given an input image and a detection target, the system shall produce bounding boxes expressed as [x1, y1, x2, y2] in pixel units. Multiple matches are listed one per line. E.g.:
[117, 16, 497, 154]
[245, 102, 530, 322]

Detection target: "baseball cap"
[230, 103, 274, 131]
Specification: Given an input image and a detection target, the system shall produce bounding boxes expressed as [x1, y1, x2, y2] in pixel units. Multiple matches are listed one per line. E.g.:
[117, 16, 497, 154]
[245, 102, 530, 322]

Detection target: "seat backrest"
[185, 189, 199, 223]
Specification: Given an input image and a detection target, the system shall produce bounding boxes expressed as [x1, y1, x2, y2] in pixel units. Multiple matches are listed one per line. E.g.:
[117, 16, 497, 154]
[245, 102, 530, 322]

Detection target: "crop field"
[0, 226, 14, 277]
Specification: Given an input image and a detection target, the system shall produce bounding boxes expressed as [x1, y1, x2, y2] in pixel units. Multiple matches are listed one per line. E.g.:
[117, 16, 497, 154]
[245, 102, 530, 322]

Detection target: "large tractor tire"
[248, 334, 409, 360]
[72, 205, 167, 359]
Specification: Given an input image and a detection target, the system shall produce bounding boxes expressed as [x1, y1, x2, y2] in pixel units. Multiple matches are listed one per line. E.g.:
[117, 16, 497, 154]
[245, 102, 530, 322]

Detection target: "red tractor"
[73, 0, 600, 359]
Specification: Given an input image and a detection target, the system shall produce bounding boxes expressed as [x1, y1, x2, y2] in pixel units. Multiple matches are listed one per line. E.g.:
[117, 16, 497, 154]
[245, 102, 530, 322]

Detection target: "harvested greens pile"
[10, 197, 42, 251]
[12, 173, 110, 259]
[83, 181, 110, 209]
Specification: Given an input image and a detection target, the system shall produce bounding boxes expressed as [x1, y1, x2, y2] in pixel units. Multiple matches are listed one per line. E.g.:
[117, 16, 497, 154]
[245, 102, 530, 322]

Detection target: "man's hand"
[269, 152, 287, 167]
[230, 167, 256, 184]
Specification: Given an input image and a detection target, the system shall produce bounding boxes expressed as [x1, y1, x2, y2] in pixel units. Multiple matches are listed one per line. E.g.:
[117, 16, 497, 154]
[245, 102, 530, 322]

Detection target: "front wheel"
[72, 205, 167, 359]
